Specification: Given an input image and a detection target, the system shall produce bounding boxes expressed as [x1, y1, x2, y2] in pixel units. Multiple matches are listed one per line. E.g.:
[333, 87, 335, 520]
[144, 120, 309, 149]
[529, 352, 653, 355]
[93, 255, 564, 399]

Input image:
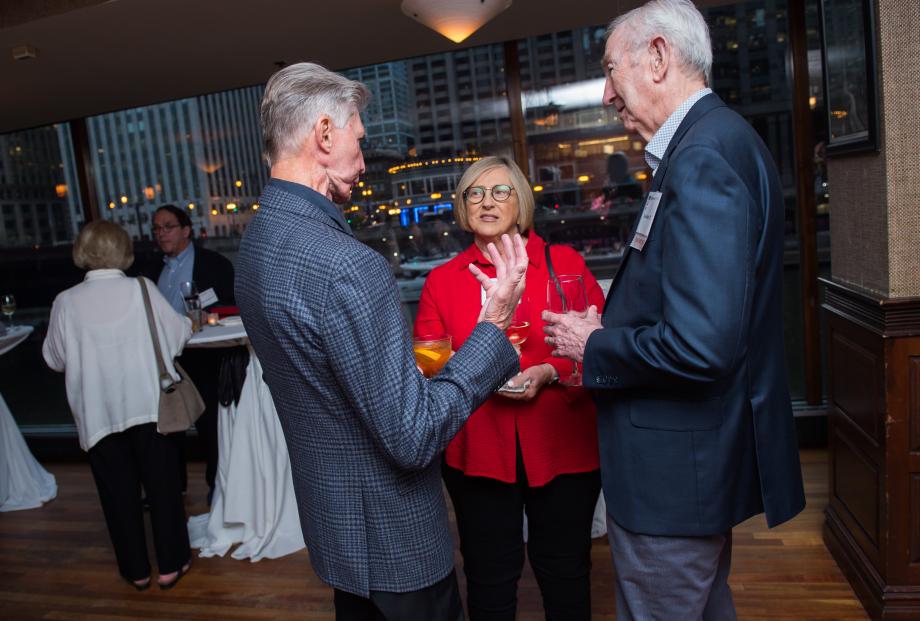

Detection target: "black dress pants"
[442, 449, 601, 621]
[87, 423, 190, 581]
[333, 569, 464, 621]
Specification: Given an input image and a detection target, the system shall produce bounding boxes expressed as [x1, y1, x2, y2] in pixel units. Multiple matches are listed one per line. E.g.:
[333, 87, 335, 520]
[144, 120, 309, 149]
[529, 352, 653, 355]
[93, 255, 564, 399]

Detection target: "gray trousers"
[606, 516, 736, 621]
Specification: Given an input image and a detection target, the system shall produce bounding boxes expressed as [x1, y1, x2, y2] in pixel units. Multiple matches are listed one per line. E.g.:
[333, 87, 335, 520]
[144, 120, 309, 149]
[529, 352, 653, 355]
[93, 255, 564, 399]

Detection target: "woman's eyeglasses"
[463, 185, 514, 204]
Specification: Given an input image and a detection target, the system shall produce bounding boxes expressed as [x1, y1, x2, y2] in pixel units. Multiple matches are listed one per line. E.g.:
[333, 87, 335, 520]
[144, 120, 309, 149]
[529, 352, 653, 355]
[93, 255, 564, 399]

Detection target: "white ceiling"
[0, 0, 638, 133]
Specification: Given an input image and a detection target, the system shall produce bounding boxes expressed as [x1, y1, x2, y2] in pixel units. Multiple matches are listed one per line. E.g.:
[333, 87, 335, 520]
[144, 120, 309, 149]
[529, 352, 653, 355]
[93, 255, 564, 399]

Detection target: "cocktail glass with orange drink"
[413, 334, 452, 378]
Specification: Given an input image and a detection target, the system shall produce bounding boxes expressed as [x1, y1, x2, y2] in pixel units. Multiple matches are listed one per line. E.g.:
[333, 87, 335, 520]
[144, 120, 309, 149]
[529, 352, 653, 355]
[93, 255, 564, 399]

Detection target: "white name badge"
[198, 287, 219, 308]
[630, 191, 662, 252]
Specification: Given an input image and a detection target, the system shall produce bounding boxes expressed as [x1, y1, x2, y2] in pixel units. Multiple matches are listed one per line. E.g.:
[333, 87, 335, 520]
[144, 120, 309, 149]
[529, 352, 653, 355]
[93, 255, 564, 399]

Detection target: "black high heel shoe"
[158, 560, 191, 590]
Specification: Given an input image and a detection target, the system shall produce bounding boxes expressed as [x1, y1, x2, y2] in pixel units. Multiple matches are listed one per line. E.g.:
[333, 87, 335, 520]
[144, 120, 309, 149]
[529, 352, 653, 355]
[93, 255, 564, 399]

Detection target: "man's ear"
[315, 116, 334, 154]
[649, 36, 669, 83]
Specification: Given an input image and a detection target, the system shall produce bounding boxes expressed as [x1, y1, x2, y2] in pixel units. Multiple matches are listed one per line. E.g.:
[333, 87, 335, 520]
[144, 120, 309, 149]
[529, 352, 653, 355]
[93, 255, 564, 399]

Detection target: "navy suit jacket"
[583, 94, 805, 536]
[235, 183, 519, 596]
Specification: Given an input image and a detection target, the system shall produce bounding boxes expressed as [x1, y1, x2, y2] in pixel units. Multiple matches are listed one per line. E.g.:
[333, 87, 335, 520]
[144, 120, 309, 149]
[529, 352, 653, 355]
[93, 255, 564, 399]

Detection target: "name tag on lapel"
[630, 191, 662, 252]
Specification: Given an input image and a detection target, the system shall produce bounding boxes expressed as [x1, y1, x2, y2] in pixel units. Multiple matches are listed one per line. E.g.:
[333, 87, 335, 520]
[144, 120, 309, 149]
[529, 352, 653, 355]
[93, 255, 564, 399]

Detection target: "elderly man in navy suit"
[543, 1, 806, 619]
[235, 62, 527, 621]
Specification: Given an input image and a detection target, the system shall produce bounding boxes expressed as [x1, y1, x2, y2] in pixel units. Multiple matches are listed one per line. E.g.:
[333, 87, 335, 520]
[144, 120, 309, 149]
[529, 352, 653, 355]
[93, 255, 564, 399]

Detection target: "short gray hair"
[260, 62, 371, 167]
[607, 0, 712, 84]
[73, 220, 134, 271]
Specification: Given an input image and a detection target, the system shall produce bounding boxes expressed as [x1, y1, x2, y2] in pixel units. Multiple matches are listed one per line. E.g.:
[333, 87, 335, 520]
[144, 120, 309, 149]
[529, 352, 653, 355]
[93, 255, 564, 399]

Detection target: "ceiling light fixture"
[400, 0, 512, 44]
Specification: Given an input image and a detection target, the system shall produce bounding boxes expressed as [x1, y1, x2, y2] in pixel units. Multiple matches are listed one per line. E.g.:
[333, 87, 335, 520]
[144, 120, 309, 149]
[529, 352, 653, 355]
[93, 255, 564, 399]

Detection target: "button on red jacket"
[414, 233, 603, 486]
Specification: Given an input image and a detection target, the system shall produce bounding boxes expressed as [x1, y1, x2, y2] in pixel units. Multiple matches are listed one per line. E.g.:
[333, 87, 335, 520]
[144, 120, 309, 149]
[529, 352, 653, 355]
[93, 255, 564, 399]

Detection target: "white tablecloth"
[0, 326, 58, 512]
[186, 322, 304, 561]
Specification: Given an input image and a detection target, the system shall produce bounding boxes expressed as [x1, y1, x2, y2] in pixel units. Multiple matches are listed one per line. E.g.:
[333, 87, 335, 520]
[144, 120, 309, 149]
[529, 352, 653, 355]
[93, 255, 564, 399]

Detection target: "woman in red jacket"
[415, 156, 604, 620]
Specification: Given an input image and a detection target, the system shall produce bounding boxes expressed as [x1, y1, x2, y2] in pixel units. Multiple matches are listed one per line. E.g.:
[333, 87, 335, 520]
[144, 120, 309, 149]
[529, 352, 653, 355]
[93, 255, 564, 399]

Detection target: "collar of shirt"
[162, 240, 194, 270]
[84, 269, 126, 281]
[455, 231, 545, 272]
[644, 88, 713, 174]
[267, 177, 353, 236]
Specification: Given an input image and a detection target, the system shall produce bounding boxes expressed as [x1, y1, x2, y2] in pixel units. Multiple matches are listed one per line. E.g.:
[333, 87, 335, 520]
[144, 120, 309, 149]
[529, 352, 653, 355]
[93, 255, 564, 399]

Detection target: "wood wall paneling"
[909, 356, 920, 454]
[830, 329, 882, 445]
[823, 279, 920, 620]
[833, 429, 880, 549]
[911, 474, 920, 565]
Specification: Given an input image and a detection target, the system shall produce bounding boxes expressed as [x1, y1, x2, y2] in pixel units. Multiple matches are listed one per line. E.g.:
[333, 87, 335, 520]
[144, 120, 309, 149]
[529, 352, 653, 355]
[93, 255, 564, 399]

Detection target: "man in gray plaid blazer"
[236, 62, 527, 621]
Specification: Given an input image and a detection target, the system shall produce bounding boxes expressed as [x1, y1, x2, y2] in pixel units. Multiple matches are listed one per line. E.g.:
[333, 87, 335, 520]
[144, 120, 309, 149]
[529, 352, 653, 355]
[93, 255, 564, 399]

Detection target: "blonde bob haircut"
[73, 220, 134, 271]
[454, 156, 534, 234]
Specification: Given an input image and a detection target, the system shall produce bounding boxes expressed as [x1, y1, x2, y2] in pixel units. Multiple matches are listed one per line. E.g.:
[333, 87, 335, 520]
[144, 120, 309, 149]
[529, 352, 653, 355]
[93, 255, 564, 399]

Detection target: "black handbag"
[218, 346, 250, 407]
[138, 277, 205, 434]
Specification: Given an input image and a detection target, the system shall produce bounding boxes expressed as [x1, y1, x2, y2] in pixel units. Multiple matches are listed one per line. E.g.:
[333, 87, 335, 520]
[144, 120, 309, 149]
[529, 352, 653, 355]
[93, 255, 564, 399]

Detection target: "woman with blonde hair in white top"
[43, 220, 193, 591]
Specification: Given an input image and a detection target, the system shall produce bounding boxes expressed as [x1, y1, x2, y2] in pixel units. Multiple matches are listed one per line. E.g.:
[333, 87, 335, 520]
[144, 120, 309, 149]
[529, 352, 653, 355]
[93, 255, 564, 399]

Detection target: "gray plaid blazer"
[236, 182, 519, 596]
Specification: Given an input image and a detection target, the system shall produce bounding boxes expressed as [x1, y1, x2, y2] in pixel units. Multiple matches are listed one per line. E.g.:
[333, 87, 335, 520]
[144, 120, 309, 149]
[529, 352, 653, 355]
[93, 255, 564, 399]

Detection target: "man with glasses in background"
[143, 204, 235, 505]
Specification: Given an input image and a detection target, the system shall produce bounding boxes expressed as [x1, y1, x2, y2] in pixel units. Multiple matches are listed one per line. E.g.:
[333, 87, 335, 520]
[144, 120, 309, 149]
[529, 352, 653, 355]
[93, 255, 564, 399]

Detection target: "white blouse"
[42, 269, 192, 451]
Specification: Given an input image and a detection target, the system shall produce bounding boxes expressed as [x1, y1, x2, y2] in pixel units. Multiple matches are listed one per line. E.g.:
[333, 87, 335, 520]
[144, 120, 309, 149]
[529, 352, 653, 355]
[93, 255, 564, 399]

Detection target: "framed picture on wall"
[819, 0, 880, 155]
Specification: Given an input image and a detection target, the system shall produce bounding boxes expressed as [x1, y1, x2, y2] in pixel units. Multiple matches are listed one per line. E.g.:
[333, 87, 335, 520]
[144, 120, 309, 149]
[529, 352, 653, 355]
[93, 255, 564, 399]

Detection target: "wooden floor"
[0, 449, 866, 621]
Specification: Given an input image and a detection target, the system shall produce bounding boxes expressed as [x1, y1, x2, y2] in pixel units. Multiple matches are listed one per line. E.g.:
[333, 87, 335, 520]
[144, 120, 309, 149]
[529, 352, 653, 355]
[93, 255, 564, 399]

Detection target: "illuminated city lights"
[388, 156, 480, 175]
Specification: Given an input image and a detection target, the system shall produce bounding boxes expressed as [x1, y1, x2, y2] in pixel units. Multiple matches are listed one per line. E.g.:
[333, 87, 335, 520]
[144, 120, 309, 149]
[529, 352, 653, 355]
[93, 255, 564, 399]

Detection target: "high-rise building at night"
[87, 99, 209, 238]
[345, 63, 415, 155]
[410, 44, 509, 157]
[0, 125, 79, 246]
[80, 87, 268, 240]
[197, 86, 269, 237]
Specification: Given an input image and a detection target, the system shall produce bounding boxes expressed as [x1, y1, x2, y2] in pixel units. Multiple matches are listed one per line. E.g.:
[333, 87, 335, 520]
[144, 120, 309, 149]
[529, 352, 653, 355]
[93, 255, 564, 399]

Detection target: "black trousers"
[176, 347, 226, 492]
[443, 450, 601, 621]
[334, 569, 464, 621]
[87, 423, 190, 581]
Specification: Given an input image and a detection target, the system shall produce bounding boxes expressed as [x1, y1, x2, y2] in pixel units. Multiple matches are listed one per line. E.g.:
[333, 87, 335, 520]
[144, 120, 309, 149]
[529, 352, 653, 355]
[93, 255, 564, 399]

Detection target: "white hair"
[260, 62, 371, 166]
[607, 0, 712, 85]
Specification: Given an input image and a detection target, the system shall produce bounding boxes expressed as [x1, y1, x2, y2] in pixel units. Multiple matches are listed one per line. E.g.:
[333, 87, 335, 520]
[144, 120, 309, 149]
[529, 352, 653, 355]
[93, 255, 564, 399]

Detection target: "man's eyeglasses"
[152, 224, 181, 234]
[463, 184, 514, 204]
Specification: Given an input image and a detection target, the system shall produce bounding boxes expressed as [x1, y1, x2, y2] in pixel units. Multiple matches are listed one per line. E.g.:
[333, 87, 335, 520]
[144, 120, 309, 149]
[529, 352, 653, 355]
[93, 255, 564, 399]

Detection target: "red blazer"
[415, 232, 603, 486]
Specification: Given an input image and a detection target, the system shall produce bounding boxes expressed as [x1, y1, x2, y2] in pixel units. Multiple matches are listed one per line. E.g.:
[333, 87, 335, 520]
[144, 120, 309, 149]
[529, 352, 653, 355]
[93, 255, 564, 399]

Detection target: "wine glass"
[1, 294, 16, 327]
[179, 280, 198, 303]
[546, 275, 587, 386]
[506, 295, 530, 354]
[179, 281, 201, 332]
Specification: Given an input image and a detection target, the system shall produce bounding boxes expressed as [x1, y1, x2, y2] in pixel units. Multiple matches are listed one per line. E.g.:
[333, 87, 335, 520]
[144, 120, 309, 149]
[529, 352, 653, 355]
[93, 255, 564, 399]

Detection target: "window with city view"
[0, 0, 829, 429]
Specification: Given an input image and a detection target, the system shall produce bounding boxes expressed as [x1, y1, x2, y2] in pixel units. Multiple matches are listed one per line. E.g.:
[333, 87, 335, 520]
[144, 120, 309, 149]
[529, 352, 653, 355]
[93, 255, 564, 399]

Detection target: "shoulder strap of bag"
[137, 278, 174, 390]
[544, 242, 568, 312]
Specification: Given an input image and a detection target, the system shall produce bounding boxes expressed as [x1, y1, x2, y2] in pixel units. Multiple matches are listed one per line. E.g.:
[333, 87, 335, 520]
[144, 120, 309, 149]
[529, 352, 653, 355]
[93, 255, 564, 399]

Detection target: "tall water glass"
[546, 275, 587, 386]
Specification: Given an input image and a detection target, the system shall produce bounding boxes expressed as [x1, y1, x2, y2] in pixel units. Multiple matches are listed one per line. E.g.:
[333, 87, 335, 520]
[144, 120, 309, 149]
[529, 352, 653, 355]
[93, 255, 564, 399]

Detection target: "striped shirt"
[645, 88, 712, 175]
